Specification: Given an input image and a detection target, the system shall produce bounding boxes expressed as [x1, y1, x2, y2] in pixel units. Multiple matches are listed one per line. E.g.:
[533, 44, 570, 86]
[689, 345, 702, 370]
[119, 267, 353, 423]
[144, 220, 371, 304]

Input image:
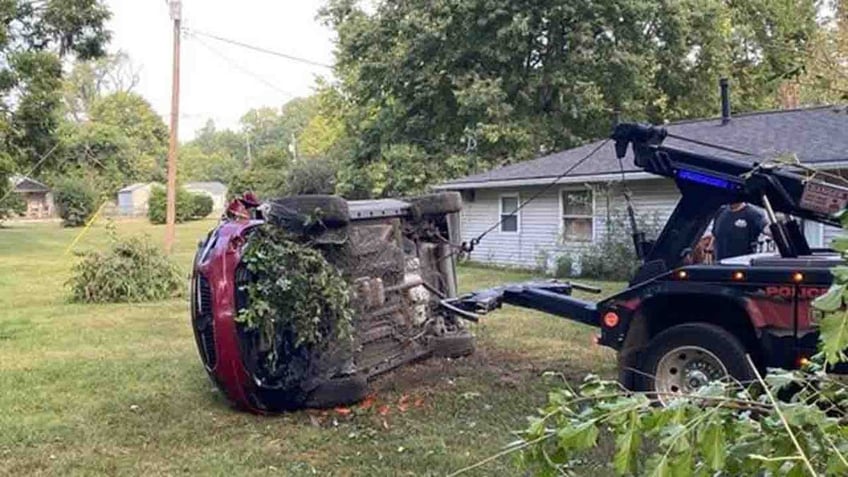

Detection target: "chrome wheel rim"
[654, 346, 727, 403]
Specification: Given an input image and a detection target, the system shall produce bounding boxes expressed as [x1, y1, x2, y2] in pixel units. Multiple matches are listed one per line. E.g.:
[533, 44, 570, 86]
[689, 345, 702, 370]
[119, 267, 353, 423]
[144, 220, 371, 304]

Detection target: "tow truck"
[451, 122, 848, 396]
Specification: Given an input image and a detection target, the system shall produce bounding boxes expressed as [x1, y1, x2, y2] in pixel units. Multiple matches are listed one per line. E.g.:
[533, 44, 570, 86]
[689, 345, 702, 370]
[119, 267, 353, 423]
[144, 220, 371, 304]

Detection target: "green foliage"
[0, 153, 24, 221]
[63, 51, 138, 121]
[86, 92, 167, 180]
[577, 211, 661, 281]
[553, 255, 573, 279]
[236, 225, 353, 387]
[285, 157, 338, 195]
[178, 143, 241, 185]
[814, 214, 848, 364]
[147, 186, 211, 224]
[190, 193, 213, 219]
[68, 233, 183, 303]
[321, 0, 817, 197]
[0, 0, 111, 172]
[53, 176, 97, 227]
[227, 167, 288, 201]
[517, 372, 848, 476]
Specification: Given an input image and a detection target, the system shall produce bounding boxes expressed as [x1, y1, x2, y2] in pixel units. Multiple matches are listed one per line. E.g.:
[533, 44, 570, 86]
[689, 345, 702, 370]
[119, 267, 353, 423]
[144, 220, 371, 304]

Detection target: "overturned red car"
[190, 193, 474, 413]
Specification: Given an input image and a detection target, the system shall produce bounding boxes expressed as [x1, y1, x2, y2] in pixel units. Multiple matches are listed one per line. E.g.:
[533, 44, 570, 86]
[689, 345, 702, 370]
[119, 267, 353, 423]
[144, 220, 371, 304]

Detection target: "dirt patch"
[369, 343, 593, 396]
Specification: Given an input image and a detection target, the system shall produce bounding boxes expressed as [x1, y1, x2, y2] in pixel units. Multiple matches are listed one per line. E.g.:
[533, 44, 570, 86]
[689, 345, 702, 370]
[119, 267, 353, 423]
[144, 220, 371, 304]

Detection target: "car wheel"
[304, 374, 369, 408]
[267, 195, 350, 231]
[407, 192, 462, 218]
[634, 323, 754, 403]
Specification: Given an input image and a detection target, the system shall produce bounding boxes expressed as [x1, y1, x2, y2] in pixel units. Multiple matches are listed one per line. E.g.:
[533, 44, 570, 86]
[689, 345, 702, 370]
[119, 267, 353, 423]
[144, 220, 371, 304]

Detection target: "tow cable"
[455, 138, 611, 256]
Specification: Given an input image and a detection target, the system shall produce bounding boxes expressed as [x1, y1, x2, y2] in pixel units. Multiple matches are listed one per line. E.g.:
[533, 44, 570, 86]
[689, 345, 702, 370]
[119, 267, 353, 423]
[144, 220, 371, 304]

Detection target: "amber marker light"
[792, 272, 805, 283]
[676, 270, 688, 280]
[603, 312, 620, 328]
[732, 271, 745, 281]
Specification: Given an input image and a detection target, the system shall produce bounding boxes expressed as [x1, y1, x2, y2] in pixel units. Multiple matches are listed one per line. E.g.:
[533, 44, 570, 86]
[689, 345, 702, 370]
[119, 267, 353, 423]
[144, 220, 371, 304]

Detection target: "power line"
[187, 32, 296, 98]
[454, 139, 610, 257]
[184, 28, 334, 69]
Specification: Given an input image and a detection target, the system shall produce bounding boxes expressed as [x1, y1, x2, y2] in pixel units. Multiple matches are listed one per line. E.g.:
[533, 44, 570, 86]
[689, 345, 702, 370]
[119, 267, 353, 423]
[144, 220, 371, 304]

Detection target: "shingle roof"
[10, 174, 50, 193]
[184, 181, 228, 196]
[118, 182, 152, 193]
[438, 105, 848, 189]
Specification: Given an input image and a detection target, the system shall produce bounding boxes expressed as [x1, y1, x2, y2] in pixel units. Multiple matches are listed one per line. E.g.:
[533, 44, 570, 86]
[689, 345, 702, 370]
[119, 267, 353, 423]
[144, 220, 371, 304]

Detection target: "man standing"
[712, 202, 769, 260]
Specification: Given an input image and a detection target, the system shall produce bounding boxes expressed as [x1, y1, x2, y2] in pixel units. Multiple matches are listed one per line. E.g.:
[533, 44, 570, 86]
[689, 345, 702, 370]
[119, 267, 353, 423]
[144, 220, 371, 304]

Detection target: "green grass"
[0, 219, 621, 476]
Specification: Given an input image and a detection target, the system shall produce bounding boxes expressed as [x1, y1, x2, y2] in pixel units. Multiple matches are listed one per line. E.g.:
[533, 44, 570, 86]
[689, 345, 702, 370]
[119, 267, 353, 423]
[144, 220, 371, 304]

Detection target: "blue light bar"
[676, 169, 733, 190]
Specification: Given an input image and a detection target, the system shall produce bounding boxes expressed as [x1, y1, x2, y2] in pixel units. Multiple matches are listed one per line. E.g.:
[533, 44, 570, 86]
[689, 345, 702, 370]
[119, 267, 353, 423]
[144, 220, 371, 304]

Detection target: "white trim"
[433, 171, 656, 190]
[558, 186, 595, 243]
[498, 193, 520, 234]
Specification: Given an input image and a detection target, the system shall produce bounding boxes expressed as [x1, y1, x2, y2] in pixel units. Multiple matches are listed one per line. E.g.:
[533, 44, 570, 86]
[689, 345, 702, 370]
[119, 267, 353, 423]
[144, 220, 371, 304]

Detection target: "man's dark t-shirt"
[713, 205, 768, 260]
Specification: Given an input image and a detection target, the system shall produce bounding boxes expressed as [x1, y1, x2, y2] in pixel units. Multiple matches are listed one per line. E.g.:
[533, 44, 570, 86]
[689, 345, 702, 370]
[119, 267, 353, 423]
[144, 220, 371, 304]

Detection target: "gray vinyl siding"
[459, 178, 679, 269]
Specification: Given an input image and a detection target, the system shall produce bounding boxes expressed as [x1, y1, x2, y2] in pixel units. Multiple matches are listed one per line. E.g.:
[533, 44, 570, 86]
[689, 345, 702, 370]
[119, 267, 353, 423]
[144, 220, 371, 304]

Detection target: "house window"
[499, 194, 519, 233]
[561, 189, 593, 241]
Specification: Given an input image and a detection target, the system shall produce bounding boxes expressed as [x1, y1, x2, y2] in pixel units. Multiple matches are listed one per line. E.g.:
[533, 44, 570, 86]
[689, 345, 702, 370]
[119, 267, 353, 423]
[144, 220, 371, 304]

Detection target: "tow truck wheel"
[635, 323, 754, 403]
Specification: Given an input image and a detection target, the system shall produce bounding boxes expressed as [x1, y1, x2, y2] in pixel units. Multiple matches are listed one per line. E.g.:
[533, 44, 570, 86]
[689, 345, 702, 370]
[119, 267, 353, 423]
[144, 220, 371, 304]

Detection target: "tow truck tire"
[267, 195, 350, 230]
[634, 323, 754, 400]
[408, 192, 463, 218]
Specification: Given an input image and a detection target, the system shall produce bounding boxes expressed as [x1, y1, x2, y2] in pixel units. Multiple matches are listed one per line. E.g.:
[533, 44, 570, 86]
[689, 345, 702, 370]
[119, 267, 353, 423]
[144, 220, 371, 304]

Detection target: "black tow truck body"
[451, 123, 848, 392]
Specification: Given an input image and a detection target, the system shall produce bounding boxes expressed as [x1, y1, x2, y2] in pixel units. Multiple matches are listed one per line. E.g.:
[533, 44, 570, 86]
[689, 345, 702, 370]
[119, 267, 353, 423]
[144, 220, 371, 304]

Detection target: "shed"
[117, 183, 154, 216]
[10, 174, 54, 219]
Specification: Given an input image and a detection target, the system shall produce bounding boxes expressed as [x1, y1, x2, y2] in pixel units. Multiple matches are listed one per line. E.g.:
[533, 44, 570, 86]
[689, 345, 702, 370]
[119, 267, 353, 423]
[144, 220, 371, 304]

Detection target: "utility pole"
[164, 0, 182, 253]
[289, 132, 298, 161]
[245, 134, 252, 166]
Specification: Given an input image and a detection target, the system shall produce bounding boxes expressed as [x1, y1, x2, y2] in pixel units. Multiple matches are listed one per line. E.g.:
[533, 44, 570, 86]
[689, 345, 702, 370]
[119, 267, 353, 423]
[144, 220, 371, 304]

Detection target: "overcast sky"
[106, 0, 336, 140]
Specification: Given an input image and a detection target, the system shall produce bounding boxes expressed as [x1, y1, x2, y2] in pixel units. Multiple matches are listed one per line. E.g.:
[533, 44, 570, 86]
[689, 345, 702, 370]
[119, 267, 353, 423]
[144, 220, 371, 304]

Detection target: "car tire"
[432, 333, 476, 358]
[633, 323, 755, 402]
[267, 195, 350, 231]
[304, 374, 369, 408]
[407, 192, 462, 218]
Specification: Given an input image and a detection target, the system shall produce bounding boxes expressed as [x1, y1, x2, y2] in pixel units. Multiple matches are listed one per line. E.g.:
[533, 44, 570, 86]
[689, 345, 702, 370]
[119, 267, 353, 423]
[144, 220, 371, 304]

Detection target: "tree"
[87, 92, 168, 181]
[62, 51, 140, 121]
[0, 0, 111, 174]
[321, 0, 817, 197]
[178, 143, 241, 184]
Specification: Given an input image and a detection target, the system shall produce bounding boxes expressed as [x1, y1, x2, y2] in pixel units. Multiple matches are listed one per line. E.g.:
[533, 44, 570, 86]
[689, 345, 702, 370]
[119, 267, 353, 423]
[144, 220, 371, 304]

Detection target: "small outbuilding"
[117, 183, 154, 216]
[10, 174, 54, 219]
[184, 181, 228, 211]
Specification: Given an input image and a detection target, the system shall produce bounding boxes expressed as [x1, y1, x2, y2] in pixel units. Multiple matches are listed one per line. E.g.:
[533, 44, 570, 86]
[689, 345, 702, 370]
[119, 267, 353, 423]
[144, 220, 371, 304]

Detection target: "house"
[9, 175, 54, 219]
[117, 183, 154, 216]
[184, 181, 228, 211]
[435, 105, 848, 270]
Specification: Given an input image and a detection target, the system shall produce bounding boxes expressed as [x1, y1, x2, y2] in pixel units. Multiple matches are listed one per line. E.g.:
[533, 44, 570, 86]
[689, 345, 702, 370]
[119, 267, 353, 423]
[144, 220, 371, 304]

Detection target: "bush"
[577, 213, 662, 281]
[191, 193, 213, 218]
[228, 167, 288, 200]
[285, 156, 337, 195]
[68, 234, 183, 303]
[553, 254, 573, 278]
[148, 185, 211, 224]
[54, 177, 97, 227]
[0, 193, 25, 222]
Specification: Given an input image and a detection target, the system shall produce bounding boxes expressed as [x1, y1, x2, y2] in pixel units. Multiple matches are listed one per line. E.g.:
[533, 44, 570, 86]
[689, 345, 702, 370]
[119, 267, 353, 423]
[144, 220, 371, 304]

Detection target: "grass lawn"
[0, 218, 622, 476]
